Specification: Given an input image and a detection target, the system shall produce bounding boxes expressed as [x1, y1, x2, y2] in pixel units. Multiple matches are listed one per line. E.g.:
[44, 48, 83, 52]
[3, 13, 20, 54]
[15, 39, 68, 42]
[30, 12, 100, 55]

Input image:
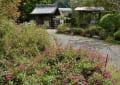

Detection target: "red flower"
[68, 72, 72, 78]
[16, 65, 25, 71]
[72, 75, 83, 80]
[66, 65, 70, 71]
[82, 81, 88, 85]
[30, 61, 35, 66]
[57, 48, 62, 54]
[102, 71, 111, 79]
[70, 32, 74, 36]
[112, 79, 119, 84]
[56, 75, 60, 79]
[48, 52, 53, 57]
[7, 66, 10, 70]
[116, 70, 120, 73]
[62, 78, 69, 83]
[39, 57, 44, 62]
[5, 74, 12, 82]
[73, 60, 77, 64]
[0, 68, 2, 73]
[39, 69, 43, 75]
[45, 66, 50, 71]
[60, 68, 65, 72]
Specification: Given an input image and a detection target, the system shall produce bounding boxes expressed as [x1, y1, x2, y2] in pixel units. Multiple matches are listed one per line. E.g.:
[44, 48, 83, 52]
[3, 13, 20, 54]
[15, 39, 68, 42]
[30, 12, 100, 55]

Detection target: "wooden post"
[105, 54, 109, 68]
[98, 12, 102, 20]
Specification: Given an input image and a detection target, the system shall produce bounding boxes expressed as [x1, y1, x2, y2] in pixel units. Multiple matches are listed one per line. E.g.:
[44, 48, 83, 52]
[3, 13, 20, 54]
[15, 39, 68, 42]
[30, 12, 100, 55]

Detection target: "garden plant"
[0, 15, 120, 85]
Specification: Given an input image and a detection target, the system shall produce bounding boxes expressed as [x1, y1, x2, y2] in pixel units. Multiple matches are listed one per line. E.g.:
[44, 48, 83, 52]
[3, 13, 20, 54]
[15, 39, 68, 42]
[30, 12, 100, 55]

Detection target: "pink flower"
[116, 70, 120, 73]
[39, 69, 43, 75]
[112, 79, 119, 84]
[7, 66, 10, 70]
[39, 57, 44, 62]
[62, 78, 69, 83]
[56, 42, 62, 47]
[16, 65, 25, 71]
[48, 52, 53, 57]
[0, 68, 2, 73]
[56, 75, 60, 79]
[5, 74, 12, 82]
[57, 48, 62, 54]
[42, 48, 49, 54]
[60, 68, 65, 72]
[45, 66, 50, 71]
[70, 32, 74, 36]
[95, 66, 101, 72]
[30, 61, 35, 66]
[66, 65, 70, 70]
[102, 71, 111, 79]
[27, 56, 30, 58]
[82, 81, 88, 85]
[73, 60, 77, 64]
[72, 75, 83, 80]
[68, 72, 73, 77]
[89, 55, 96, 60]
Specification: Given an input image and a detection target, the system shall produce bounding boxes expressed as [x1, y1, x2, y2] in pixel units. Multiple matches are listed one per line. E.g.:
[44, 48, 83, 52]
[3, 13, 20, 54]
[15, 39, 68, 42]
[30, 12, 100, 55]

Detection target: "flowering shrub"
[0, 15, 119, 84]
[0, 43, 119, 85]
[0, 20, 51, 59]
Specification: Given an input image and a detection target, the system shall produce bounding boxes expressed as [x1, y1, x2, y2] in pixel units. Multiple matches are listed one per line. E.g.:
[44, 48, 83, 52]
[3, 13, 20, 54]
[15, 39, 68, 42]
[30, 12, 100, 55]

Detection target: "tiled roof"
[75, 7, 104, 12]
[59, 8, 72, 12]
[31, 4, 59, 15]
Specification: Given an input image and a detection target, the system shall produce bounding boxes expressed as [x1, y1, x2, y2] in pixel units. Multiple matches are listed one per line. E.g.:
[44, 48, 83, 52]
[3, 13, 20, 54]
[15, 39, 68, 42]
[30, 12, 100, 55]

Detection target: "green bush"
[114, 30, 120, 41]
[71, 28, 83, 35]
[57, 23, 71, 33]
[83, 25, 100, 37]
[100, 14, 120, 32]
[99, 28, 107, 40]
[105, 36, 114, 43]
[0, 20, 51, 58]
[88, 72, 113, 85]
[0, 14, 16, 38]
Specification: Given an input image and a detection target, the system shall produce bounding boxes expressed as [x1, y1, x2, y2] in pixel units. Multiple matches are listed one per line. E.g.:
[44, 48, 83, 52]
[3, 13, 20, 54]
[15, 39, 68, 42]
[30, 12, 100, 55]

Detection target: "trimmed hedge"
[114, 30, 120, 41]
[99, 14, 120, 32]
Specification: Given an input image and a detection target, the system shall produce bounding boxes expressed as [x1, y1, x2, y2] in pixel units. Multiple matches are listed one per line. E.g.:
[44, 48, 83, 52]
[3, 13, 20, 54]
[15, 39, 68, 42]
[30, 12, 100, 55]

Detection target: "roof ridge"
[36, 4, 57, 8]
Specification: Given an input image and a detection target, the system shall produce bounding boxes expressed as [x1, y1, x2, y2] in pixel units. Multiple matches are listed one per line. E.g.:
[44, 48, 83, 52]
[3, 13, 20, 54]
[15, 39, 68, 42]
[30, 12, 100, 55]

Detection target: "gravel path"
[47, 29, 120, 68]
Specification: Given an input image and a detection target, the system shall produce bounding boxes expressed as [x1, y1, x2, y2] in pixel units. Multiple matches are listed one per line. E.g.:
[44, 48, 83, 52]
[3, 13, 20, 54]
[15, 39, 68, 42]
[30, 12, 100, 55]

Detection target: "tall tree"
[19, 0, 51, 22]
[70, 0, 93, 8]
[93, 0, 118, 11]
[51, 0, 70, 8]
[0, 0, 21, 20]
[70, 0, 119, 11]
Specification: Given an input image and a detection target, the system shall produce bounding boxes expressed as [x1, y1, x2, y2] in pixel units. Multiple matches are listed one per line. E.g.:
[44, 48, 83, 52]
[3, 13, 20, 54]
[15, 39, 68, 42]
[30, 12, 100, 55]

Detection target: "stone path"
[47, 29, 120, 68]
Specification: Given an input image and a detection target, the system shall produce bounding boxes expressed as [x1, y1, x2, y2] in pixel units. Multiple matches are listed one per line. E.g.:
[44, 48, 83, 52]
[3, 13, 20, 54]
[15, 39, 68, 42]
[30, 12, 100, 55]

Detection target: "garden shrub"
[0, 20, 51, 58]
[114, 30, 120, 41]
[88, 72, 113, 85]
[105, 36, 114, 43]
[99, 14, 114, 32]
[0, 14, 16, 38]
[57, 23, 71, 33]
[99, 29, 107, 40]
[83, 25, 100, 37]
[99, 13, 120, 33]
[0, 15, 119, 85]
[71, 28, 83, 35]
[0, 44, 119, 85]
